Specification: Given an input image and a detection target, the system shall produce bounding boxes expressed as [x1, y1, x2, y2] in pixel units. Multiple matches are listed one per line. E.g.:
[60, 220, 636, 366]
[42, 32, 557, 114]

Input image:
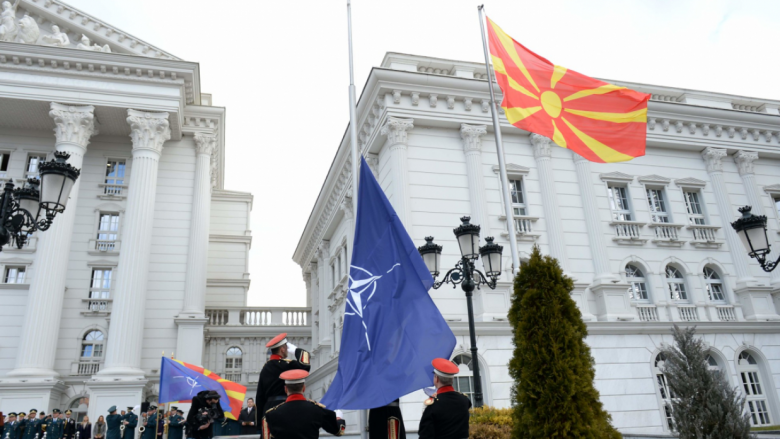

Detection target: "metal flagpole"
[346, 2, 367, 438]
[477, 5, 520, 274]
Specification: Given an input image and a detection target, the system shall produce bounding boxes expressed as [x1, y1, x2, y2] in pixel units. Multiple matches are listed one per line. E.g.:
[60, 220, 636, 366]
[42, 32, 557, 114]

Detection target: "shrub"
[470, 406, 513, 439]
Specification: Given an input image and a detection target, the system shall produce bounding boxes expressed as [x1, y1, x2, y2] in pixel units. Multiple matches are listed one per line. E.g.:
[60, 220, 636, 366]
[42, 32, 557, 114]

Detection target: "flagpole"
[477, 5, 520, 274]
[346, 2, 367, 439]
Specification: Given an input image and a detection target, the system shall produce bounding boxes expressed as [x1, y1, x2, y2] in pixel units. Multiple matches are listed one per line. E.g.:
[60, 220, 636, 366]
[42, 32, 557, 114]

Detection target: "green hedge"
[470, 406, 513, 439]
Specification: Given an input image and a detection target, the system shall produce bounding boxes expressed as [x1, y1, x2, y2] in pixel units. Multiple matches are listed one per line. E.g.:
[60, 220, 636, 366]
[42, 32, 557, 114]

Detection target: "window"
[625, 264, 649, 301]
[331, 263, 336, 289]
[703, 267, 726, 302]
[225, 347, 242, 381]
[683, 190, 706, 225]
[737, 352, 772, 426]
[665, 265, 687, 301]
[706, 354, 720, 372]
[96, 213, 120, 250]
[4, 266, 26, 284]
[81, 330, 104, 358]
[26, 153, 47, 177]
[646, 188, 670, 223]
[68, 398, 89, 423]
[104, 160, 126, 195]
[607, 184, 633, 221]
[509, 179, 527, 216]
[89, 269, 112, 299]
[452, 354, 476, 405]
[773, 195, 780, 220]
[0, 152, 10, 177]
[653, 353, 676, 431]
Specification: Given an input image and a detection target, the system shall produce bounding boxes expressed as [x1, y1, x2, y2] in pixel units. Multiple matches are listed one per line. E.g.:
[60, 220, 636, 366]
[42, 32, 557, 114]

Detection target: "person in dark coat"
[254, 333, 311, 423]
[369, 399, 406, 439]
[237, 399, 257, 435]
[76, 416, 92, 439]
[62, 410, 77, 439]
[141, 407, 157, 439]
[166, 409, 184, 439]
[48, 410, 64, 439]
[120, 407, 137, 439]
[262, 370, 345, 439]
[21, 410, 39, 439]
[105, 407, 122, 439]
[185, 390, 222, 439]
[5, 413, 20, 439]
[418, 359, 472, 439]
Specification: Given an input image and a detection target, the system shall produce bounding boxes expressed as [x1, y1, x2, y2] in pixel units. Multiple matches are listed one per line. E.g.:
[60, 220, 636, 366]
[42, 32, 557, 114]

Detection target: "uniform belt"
[269, 396, 287, 402]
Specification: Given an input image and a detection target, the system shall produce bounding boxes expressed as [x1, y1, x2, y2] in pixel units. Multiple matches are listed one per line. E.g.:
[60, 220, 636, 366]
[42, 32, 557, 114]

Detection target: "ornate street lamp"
[0, 151, 80, 250]
[731, 206, 778, 272]
[418, 216, 504, 408]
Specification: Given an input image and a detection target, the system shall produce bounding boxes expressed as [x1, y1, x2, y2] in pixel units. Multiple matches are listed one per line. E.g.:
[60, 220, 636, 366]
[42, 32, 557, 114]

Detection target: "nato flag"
[320, 157, 456, 410]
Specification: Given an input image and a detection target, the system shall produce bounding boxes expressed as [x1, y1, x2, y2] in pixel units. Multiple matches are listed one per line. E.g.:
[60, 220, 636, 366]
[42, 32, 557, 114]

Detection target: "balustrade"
[75, 361, 100, 376]
[678, 306, 699, 322]
[716, 305, 737, 322]
[610, 221, 647, 244]
[99, 183, 127, 197]
[649, 223, 684, 241]
[688, 224, 719, 242]
[206, 307, 311, 327]
[636, 305, 659, 322]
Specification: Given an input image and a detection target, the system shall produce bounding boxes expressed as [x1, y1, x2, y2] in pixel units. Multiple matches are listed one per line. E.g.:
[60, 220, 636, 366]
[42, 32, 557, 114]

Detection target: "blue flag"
[159, 357, 230, 411]
[320, 157, 456, 410]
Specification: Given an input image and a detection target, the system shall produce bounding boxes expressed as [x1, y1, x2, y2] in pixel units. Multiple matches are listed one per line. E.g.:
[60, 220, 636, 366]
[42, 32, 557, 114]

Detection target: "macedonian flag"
[487, 17, 650, 163]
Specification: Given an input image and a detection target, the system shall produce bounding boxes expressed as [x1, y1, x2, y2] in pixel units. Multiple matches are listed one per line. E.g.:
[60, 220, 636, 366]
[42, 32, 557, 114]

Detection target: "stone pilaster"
[531, 134, 568, 270]
[341, 195, 354, 258]
[98, 110, 171, 377]
[380, 117, 414, 228]
[460, 124, 490, 231]
[7, 103, 97, 379]
[316, 241, 331, 349]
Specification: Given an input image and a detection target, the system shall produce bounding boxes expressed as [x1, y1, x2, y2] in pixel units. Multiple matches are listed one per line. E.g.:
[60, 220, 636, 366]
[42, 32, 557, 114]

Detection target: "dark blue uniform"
[121, 412, 137, 439]
[418, 388, 471, 439]
[105, 414, 122, 439]
[22, 418, 40, 439]
[141, 413, 156, 439]
[48, 417, 64, 439]
[5, 419, 21, 439]
[166, 415, 184, 439]
[62, 417, 76, 439]
[263, 396, 345, 439]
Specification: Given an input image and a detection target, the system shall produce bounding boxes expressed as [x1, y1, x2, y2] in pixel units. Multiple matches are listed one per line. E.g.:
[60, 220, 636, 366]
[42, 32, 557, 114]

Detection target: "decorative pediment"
[674, 177, 707, 188]
[493, 163, 530, 176]
[599, 171, 634, 183]
[764, 184, 780, 195]
[4, 0, 178, 59]
[638, 174, 671, 185]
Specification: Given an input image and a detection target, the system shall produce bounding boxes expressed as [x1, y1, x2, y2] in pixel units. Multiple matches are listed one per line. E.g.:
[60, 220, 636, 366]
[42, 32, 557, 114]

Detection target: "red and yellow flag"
[487, 17, 650, 163]
[169, 359, 247, 421]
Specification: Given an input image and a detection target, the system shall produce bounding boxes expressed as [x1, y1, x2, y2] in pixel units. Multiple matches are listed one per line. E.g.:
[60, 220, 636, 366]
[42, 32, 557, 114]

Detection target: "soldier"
[141, 406, 156, 439]
[16, 412, 26, 439]
[48, 410, 63, 439]
[369, 400, 405, 439]
[38, 411, 47, 438]
[5, 413, 20, 439]
[105, 407, 121, 439]
[155, 410, 164, 439]
[62, 411, 76, 439]
[22, 410, 39, 439]
[418, 359, 471, 439]
[166, 409, 184, 439]
[262, 370, 344, 439]
[255, 333, 311, 419]
[121, 407, 137, 439]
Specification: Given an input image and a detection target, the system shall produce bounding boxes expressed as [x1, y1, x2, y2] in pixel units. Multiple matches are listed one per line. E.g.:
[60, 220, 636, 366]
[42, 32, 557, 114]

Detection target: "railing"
[610, 221, 646, 243]
[205, 307, 312, 327]
[636, 305, 659, 322]
[76, 362, 100, 375]
[513, 216, 538, 234]
[87, 300, 111, 312]
[223, 373, 242, 382]
[96, 240, 117, 251]
[99, 183, 128, 197]
[678, 306, 698, 322]
[688, 224, 719, 242]
[649, 223, 684, 241]
[716, 306, 737, 322]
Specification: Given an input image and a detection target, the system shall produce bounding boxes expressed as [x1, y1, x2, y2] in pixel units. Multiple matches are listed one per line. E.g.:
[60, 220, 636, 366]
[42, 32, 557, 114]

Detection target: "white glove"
[286, 343, 298, 360]
[334, 410, 343, 419]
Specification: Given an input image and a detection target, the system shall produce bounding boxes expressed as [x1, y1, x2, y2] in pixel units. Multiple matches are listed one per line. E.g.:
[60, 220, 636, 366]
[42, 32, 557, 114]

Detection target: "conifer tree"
[508, 246, 619, 438]
[660, 325, 752, 438]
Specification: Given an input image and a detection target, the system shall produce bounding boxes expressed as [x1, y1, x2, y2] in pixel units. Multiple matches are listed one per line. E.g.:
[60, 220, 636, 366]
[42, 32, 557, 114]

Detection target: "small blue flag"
[159, 357, 229, 411]
[320, 157, 456, 410]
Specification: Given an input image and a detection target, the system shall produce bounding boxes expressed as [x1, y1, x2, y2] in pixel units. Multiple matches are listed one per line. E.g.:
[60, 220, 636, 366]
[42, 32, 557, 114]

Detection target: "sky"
[64, 0, 780, 307]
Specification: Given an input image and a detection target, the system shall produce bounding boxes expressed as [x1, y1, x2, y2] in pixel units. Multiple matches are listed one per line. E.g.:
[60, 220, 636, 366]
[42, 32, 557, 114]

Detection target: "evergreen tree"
[660, 325, 752, 438]
[508, 246, 619, 438]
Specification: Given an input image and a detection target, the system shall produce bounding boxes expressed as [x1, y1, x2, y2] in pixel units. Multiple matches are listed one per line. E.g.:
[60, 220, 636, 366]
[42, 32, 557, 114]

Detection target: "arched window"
[703, 267, 726, 302]
[81, 330, 104, 358]
[451, 354, 482, 406]
[625, 264, 649, 301]
[665, 265, 688, 301]
[225, 347, 242, 381]
[737, 352, 772, 426]
[68, 397, 89, 423]
[706, 354, 719, 371]
[653, 353, 675, 431]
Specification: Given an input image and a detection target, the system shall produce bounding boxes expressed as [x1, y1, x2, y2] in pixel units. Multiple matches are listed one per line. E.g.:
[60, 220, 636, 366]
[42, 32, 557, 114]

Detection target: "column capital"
[49, 103, 98, 152]
[380, 116, 414, 146]
[734, 150, 759, 176]
[341, 195, 354, 219]
[127, 109, 171, 156]
[530, 133, 553, 158]
[317, 240, 330, 260]
[460, 124, 487, 153]
[701, 147, 727, 173]
[365, 153, 379, 177]
[193, 132, 218, 157]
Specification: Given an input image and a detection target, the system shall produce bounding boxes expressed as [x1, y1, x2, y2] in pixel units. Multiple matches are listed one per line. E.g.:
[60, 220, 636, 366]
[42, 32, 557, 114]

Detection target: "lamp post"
[731, 206, 779, 272]
[0, 151, 80, 251]
[418, 216, 504, 408]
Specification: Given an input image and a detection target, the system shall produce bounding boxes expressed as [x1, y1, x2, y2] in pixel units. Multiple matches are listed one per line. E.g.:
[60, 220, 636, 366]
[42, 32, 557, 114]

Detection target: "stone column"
[308, 263, 319, 351]
[98, 110, 171, 377]
[572, 152, 632, 321]
[460, 124, 490, 231]
[530, 134, 568, 270]
[380, 117, 414, 228]
[7, 103, 97, 379]
[317, 241, 331, 350]
[341, 195, 354, 257]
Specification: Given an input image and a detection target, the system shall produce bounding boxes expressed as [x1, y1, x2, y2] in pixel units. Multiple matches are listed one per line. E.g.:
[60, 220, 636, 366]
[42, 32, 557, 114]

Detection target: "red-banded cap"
[266, 333, 288, 349]
[279, 369, 309, 384]
[432, 358, 459, 378]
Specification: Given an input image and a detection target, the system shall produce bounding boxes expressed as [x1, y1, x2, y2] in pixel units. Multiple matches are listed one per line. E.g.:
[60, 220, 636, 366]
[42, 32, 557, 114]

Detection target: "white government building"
[293, 52, 780, 435]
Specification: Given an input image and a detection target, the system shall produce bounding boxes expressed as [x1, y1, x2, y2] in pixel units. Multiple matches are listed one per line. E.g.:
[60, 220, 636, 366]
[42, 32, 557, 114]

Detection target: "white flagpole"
[346, 3, 367, 438]
[477, 5, 520, 274]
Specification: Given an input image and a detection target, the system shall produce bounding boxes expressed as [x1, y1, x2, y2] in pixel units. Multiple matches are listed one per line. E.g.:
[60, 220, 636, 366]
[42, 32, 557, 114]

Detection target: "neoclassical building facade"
[293, 52, 780, 435]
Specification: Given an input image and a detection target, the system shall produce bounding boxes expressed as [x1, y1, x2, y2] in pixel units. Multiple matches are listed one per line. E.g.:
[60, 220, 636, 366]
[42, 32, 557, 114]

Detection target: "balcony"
[88, 239, 121, 255]
[500, 215, 539, 241]
[98, 183, 128, 200]
[648, 223, 685, 247]
[609, 221, 647, 245]
[687, 224, 723, 248]
[715, 305, 737, 322]
[206, 307, 311, 327]
[635, 305, 659, 322]
[677, 305, 699, 322]
[81, 298, 112, 316]
[71, 360, 101, 376]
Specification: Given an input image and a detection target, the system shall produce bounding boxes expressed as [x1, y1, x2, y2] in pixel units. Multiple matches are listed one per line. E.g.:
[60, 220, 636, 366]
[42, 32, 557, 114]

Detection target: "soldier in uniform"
[166, 409, 184, 439]
[105, 407, 121, 439]
[121, 407, 138, 439]
[38, 411, 47, 438]
[255, 333, 311, 420]
[141, 407, 156, 439]
[22, 410, 39, 439]
[5, 413, 20, 439]
[48, 410, 63, 439]
[16, 412, 26, 439]
[155, 410, 164, 439]
[418, 359, 471, 439]
[369, 400, 405, 439]
[262, 370, 345, 439]
[62, 411, 76, 439]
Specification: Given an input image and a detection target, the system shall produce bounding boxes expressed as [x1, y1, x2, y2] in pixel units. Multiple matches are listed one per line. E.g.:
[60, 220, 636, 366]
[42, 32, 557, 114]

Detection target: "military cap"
[108, 406, 116, 413]
[266, 333, 288, 349]
[432, 358, 459, 378]
[30, 409, 38, 414]
[53, 409, 62, 414]
[8, 412, 17, 417]
[65, 410, 72, 415]
[170, 406, 178, 411]
[279, 369, 308, 384]
[18, 412, 26, 416]
[127, 407, 134, 411]
[176, 410, 183, 414]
